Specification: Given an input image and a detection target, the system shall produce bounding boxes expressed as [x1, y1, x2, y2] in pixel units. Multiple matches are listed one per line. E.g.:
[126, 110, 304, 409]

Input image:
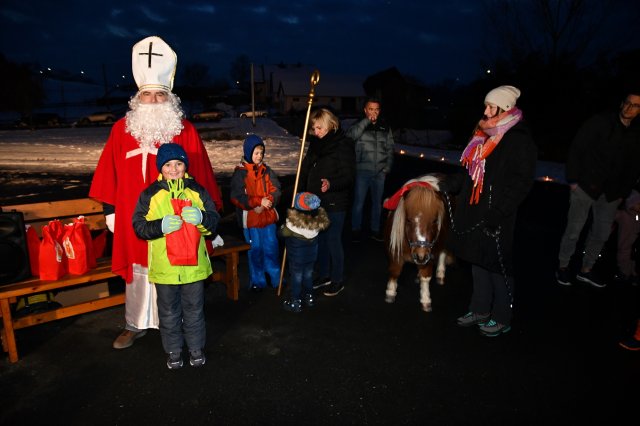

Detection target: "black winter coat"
[298, 129, 356, 212]
[444, 121, 537, 274]
[565, 111, 640, 201]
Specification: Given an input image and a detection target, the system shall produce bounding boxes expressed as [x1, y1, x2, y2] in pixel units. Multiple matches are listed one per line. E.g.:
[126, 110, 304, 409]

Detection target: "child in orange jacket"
[230, 135, 282, 291]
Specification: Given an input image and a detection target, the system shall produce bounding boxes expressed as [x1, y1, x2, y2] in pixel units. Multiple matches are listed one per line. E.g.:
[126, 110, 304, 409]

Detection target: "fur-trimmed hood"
[283, 207, 330, 240]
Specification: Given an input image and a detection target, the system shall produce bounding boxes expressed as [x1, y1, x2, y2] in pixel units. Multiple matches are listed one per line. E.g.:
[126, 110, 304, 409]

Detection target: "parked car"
[16, 113, 61, 128]
[192, 110, 225, 122]
[77, 111, 116, 126]
[239, 110, 268, 118]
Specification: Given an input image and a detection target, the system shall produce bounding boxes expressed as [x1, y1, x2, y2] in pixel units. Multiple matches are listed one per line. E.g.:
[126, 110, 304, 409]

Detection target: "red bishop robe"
[89, 118, 223, 283]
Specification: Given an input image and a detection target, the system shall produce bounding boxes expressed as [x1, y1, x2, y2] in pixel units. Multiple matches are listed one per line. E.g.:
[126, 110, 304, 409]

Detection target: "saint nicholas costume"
[89, 36, 222, 333]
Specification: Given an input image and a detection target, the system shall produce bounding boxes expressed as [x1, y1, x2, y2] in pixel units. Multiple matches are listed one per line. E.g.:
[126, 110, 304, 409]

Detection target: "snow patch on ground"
[0, 117, 566, 187]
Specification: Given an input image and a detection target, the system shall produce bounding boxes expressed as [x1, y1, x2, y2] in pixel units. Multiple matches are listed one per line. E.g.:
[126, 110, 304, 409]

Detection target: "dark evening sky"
[2, 0, 639, 86]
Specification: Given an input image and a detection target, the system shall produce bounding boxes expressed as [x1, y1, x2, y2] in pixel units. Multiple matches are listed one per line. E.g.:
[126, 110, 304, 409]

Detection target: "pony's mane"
[402, 174, 441, 191]
[389, 183, 444, 261]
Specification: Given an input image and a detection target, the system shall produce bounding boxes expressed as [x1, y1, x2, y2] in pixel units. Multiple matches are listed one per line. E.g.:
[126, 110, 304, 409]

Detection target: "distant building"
[255, 64, 367, 115]
[363, 67, 431, 129]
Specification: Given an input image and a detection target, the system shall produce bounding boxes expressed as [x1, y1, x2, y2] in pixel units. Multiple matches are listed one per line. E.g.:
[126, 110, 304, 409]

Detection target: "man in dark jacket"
[346, 98, 394, 242]
[556, 90, 640, 288]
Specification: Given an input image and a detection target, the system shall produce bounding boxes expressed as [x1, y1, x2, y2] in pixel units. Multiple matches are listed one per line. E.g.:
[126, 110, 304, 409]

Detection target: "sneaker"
[479, 320, 511, 337]
[112, 329, 147, 349]
[283, 298, 302, 313]
[189, 349, 206, 367]
[556, 267, 572, 286]
[167, 352, 183, 370]
[250, 284, 264, 293]
[370, 231, 384, 242]
[352, 229, 362, 242]
[323, 281, 344, 296]
[613, 272, 639, 286]
[576, 270, 607, 288]
[302, 293, 315, 308]
[619, 336, 640, 351]
[312, 277, 331, 290]
[457, 312, 490, 327]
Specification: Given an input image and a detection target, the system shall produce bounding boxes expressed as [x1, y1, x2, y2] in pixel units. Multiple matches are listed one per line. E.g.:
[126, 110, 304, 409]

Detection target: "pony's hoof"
[385, 295, 396, 304]
[421, 303, 432, 312]
[437, 277, 445, 285]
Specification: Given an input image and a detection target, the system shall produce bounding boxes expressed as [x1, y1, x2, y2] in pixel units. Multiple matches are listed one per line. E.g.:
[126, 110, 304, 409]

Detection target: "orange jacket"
[230, 161, 281, 228]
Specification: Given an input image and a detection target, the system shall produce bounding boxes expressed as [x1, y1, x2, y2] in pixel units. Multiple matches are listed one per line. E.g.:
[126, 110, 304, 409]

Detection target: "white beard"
[125, 93, 184, 148]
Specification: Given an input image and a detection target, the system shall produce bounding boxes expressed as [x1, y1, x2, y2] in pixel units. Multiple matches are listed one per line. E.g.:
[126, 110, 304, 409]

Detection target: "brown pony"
[383, 174, 449, 312]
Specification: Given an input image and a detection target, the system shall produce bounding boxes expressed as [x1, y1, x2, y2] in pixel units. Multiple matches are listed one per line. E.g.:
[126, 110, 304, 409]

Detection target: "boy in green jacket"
[132, 143, 220, 369]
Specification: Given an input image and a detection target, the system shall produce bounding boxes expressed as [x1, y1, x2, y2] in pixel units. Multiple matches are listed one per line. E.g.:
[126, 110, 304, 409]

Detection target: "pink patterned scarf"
[460, 108, 523, 204]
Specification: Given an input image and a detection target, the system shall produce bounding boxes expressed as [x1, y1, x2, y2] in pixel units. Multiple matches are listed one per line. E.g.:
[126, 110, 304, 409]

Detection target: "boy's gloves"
[181, 206, 203, 225]
[161, 215, 183, 234]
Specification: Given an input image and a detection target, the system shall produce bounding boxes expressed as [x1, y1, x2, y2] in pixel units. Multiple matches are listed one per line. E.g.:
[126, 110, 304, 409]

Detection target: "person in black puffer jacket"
[298, 108, 356, 297]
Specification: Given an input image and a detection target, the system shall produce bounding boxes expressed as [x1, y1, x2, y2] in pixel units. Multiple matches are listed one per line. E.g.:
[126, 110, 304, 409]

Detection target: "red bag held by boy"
[165, 198, 201, 266]
[63, 216, 97, 275]
[39, 219, 67, 280]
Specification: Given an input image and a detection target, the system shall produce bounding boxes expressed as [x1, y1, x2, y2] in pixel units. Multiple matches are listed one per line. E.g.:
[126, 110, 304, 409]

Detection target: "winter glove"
[181, 206, 203, 225]
[105, 213, 115, 233]
[212, 234, 224, 248]
[161, 215, 183, 234]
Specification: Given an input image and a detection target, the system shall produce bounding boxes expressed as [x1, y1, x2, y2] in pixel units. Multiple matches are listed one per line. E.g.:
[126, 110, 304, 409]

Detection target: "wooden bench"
[0, 198, 249, 363]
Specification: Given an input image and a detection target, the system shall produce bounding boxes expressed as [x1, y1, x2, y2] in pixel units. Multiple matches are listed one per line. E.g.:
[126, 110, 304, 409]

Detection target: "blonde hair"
[309, 108, 339, 134]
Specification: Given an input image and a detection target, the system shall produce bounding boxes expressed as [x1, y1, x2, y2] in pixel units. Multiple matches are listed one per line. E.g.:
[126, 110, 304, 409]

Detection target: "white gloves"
[105, 213, 115, 233]
[212, 234, 224, 248]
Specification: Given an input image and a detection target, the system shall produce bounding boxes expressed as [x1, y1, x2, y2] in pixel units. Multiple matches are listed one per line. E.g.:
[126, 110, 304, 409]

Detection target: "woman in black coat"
[443, 85, 537, 337]
[298, 108, 355, 297]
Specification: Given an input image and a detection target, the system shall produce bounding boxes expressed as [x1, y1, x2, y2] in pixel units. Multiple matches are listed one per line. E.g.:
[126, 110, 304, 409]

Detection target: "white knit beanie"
[484, 85, 521, 111]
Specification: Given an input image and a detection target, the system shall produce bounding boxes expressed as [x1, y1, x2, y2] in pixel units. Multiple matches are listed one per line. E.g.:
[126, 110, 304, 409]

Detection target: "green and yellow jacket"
[132, 174, 220, 284]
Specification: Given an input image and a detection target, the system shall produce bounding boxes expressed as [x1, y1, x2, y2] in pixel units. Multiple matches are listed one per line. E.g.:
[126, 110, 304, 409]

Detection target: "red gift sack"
[205, 239, 214, 256]
[63, 216, 96, 275]
[39, 220, 67, 280]
[165, 198, 201, 266]
[25, 225, 40, 277]
[92, 229, 108, 260]
[77, 216, 96, 269]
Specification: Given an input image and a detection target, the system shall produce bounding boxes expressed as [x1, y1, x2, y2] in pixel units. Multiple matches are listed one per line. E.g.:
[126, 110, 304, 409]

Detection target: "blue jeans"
[558, 186, 620, 270]
[288, 261, 314, 300]
[318, 211, 346, 283]
[243, 224, 281, 288]
[352, 170, 386, 233]
[155, 281, 205, 354]
[286, 237, 318, 299]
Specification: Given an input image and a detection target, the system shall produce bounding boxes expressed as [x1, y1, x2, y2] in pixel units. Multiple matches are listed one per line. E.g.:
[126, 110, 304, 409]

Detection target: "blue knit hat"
[243, 134, 265, 163]
[156, 143, 189, 172]
[294, 192, 321, 211]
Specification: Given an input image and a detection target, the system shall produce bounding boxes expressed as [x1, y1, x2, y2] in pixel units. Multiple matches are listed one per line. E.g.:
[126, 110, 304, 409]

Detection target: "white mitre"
[131, 36, 177, 91]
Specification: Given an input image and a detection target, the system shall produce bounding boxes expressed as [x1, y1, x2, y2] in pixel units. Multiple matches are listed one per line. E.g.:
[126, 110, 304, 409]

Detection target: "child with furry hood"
[280, 192, 330, 312]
